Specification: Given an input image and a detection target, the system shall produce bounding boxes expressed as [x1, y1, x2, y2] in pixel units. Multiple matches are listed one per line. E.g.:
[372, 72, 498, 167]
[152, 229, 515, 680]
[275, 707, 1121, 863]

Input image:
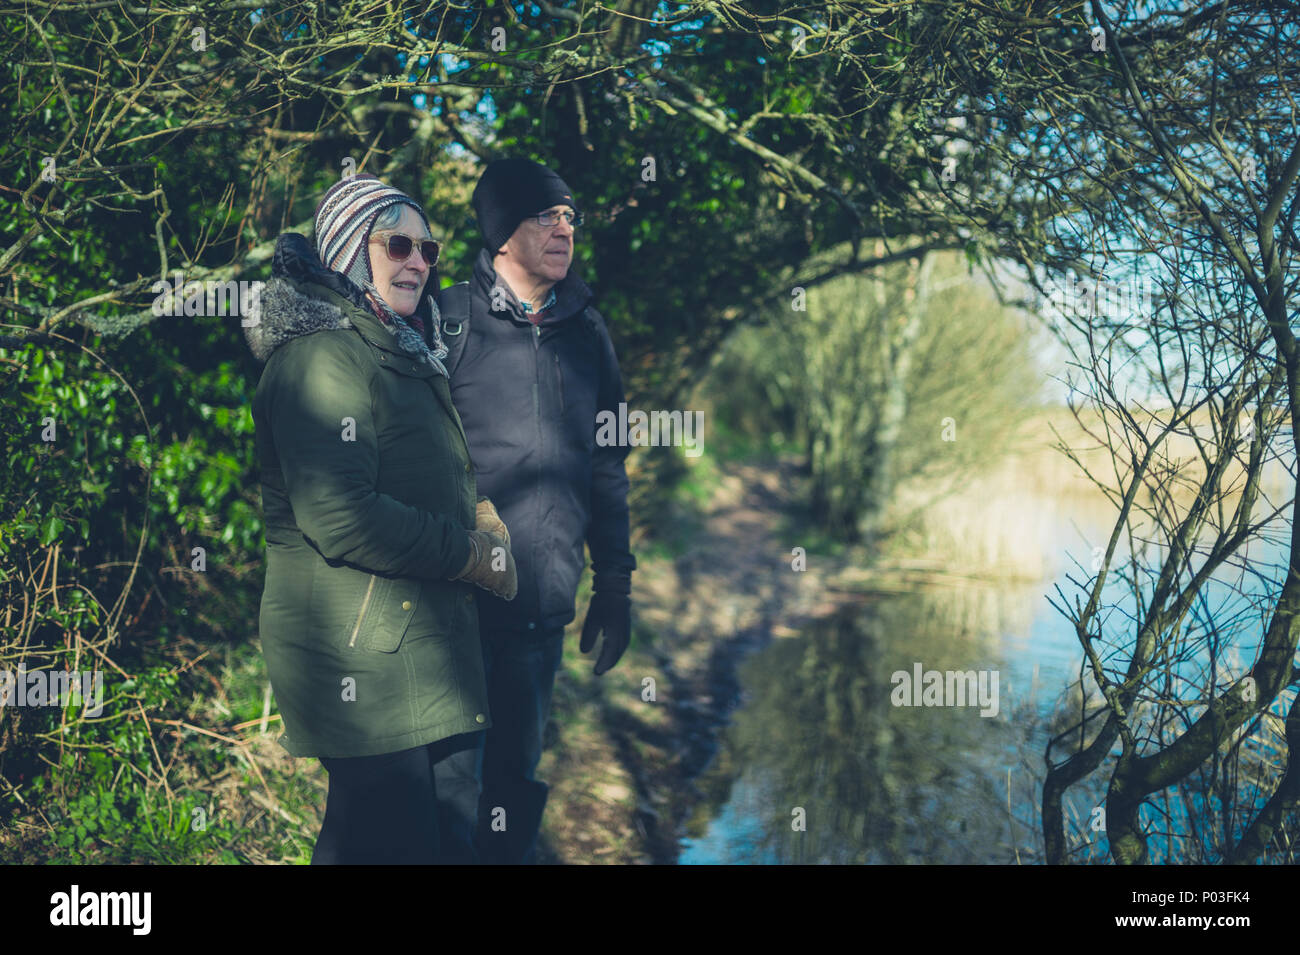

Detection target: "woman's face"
[368, 205, 431, 317]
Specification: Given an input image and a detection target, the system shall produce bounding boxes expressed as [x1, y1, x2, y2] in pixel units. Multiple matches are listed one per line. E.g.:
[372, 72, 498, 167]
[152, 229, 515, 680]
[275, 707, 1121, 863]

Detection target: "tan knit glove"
[475, 497, 511, 550]
[454, 528, 517, 601]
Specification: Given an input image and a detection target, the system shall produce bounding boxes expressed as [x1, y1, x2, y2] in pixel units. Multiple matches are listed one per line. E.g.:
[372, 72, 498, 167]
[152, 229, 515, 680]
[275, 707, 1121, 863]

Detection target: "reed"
[882, 403, 1294, 583]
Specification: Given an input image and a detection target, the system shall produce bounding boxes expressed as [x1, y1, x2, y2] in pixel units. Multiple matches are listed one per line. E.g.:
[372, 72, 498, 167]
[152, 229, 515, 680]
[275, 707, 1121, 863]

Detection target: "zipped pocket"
[347, 574, 378, 648]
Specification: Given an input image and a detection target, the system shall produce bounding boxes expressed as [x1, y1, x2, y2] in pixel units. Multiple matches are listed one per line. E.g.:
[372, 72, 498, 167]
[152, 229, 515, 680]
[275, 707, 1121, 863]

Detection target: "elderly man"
[436, 158, 636, 864]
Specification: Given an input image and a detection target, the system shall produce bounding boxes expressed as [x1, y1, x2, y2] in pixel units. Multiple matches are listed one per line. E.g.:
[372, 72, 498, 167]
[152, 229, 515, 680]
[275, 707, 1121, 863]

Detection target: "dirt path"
[536, 454, 875, 864]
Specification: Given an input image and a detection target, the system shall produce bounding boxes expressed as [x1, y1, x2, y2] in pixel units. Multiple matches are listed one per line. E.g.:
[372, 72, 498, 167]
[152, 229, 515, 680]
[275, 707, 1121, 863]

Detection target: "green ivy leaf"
[38, 515, 63, 545]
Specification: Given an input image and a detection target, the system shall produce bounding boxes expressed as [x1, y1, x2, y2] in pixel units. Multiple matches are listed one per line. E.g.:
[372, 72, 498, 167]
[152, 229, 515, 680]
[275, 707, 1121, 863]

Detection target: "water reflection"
[679, 590, 1036, 864]
[677, 513, 1294, 864]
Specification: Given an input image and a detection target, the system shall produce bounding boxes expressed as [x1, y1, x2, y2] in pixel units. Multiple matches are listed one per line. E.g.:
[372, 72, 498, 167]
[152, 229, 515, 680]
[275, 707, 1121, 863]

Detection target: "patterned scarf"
[361, 283, 450, 378]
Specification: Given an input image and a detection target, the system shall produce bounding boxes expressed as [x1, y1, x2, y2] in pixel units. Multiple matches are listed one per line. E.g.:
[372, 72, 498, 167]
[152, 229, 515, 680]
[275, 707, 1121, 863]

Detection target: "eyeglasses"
[533, 209, 583, 228]
[370, 232, 441, 267]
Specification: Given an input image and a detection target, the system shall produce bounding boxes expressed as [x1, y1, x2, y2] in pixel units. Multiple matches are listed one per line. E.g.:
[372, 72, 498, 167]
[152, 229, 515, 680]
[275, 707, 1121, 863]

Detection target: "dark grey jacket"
[436, 249, 635, 634]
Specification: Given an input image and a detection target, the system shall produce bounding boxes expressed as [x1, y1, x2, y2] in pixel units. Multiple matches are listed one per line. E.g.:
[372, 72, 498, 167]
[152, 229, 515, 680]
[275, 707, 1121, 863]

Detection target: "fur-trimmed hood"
[243, 275, 357, 363]
[242, 232, 442, 364]
[242, 233, 361, 363]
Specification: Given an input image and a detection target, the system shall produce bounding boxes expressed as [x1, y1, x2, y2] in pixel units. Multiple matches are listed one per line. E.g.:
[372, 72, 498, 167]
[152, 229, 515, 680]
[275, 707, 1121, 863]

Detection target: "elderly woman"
[244, 174, 516, 864]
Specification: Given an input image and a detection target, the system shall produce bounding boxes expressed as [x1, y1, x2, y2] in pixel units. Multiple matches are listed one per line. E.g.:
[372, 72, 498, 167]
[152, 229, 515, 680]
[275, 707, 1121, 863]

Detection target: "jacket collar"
[243, 233, 435, 362]
[471, 247, 592, 325]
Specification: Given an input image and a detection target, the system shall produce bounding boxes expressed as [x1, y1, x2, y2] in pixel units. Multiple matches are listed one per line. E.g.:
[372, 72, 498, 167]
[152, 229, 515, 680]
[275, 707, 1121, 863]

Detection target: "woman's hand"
[454, 528, 518, 600]
[475, 497, 511, 549]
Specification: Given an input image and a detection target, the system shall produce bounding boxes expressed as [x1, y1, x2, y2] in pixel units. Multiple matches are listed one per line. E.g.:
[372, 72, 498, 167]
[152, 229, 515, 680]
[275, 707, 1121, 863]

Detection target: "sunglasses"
[370, 231, 441, 267]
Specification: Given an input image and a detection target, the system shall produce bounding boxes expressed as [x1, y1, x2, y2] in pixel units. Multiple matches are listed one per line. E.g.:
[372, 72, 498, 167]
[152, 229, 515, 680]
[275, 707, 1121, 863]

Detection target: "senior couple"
[244, 159, 636, 864]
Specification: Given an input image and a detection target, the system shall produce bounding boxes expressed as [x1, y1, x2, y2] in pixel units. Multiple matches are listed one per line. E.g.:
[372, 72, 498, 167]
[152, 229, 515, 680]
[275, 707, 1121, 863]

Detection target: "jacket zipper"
[347, 574, 378, 647]
[436, 374, 475, 483]
[554, 353, 564, 412]
[532, 317, 543, 625]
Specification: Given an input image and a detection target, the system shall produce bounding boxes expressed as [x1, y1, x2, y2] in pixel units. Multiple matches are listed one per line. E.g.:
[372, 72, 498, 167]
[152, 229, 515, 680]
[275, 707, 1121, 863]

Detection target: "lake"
[678, 431, 1297, 864]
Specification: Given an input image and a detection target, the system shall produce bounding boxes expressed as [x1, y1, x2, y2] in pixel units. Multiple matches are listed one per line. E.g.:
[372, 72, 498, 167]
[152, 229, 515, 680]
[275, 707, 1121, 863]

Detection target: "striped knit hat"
[313, 173, 431, 289]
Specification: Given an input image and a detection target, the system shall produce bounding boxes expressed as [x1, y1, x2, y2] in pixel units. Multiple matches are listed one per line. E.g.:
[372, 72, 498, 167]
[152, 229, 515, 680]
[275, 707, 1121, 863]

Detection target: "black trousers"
[475, 626, 566, 864]
[312, 731, 483, 865]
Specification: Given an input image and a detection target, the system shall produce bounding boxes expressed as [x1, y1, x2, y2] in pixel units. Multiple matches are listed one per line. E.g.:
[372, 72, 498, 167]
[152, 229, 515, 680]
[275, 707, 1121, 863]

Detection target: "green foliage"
[0, 309, 266, 864]
[47, 775, 233, 866]
[706, 248, 1043, 541]
[1, 0, 1293, 865]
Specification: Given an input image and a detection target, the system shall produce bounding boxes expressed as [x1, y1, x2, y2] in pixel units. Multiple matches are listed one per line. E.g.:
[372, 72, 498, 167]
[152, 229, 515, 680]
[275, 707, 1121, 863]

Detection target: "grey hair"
[372, 201, 431, 237]
[372, 203, 406, 231]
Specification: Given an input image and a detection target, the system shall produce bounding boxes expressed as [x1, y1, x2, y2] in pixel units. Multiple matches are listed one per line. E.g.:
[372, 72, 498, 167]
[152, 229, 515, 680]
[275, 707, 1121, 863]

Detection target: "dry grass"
[879, 403, 1294, 582]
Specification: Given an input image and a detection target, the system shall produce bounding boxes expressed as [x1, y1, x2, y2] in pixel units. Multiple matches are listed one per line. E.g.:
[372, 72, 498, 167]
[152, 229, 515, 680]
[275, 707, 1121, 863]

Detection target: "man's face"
[501, 204, 575, 287]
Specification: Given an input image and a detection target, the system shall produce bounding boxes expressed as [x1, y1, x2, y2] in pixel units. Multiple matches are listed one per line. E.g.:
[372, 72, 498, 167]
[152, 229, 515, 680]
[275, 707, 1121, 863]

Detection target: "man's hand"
[579, 590, 631, 676]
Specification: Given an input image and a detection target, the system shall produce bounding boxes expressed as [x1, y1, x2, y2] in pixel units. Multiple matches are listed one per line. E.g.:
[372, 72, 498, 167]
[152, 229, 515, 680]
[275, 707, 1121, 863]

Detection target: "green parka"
[245, 234, 490, 759]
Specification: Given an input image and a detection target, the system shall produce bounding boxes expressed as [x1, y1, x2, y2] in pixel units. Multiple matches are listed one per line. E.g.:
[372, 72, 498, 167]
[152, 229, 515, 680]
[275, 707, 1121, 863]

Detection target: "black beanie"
[472, 158, 578, 254]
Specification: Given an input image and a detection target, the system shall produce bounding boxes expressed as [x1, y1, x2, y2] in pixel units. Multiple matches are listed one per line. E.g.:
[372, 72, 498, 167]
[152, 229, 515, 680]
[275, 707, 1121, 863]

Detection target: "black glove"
[579, 590, 631, 676]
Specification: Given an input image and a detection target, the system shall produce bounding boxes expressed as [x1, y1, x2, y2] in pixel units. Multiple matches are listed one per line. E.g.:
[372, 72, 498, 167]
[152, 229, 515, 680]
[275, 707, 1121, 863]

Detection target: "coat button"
[379, 354, 386, 361]
[464, 592, 473, 603]
[411, 365, 418, 372]
[475, 713, 486, 724]
[464, 461, 471, 473]
[401, 600, 412, 611]
[528, 622, 536, 630]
